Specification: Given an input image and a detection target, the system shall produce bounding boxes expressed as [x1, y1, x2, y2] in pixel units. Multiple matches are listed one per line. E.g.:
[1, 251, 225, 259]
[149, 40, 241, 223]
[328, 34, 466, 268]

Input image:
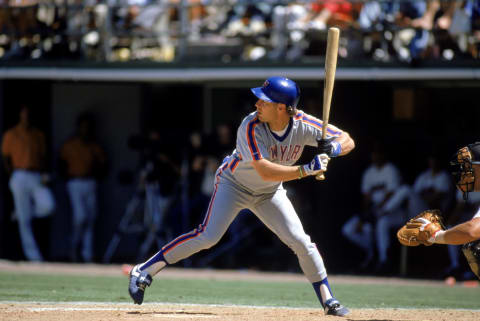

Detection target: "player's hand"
[414, 217, 442, 244]
[317, 137, 341, 157]
[303, 154, 330, 176]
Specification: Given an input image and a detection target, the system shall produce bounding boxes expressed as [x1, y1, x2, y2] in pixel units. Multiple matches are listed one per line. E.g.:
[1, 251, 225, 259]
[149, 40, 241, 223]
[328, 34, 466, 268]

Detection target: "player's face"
[255, 99, 279, 123]
[456, 163, 480, 193]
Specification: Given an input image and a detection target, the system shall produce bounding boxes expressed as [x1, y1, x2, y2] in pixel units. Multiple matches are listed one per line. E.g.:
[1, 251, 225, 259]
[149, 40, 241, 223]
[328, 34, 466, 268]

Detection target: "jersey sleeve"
[236, 115, 269, 162]
[298, 111, 343, 147]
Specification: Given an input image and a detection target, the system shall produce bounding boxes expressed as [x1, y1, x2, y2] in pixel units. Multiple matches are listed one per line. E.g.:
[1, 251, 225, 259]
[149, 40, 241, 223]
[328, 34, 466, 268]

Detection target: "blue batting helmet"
[251, 76, 300, 108]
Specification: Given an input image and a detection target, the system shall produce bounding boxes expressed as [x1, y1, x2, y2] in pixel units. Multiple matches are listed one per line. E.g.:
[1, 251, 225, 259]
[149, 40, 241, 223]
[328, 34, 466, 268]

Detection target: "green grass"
[0, 271, 479, 310]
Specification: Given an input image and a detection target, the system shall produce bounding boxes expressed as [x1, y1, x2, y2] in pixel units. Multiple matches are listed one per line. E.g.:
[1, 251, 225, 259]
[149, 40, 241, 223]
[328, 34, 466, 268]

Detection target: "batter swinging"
[128, 76, 355, 317]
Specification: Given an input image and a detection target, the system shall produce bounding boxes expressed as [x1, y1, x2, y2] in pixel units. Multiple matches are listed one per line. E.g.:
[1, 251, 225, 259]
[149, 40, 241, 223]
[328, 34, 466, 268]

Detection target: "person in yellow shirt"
[2, 104, 55, 261]
[59, 113, 107, 262]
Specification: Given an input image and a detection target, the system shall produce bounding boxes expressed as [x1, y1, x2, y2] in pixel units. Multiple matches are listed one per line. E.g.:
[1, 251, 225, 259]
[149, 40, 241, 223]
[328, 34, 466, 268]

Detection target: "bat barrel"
[317, 27, 340, 181]
[322, 27, 340, 140]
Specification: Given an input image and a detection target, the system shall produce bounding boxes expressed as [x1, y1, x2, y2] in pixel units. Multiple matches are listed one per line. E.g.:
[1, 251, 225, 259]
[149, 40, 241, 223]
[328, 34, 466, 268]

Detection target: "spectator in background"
[1, 104, 55, 261]
[308, 0, 357, 30]
[59, 113, 107, 262]
[188, 123, 235, 222]
[409, 152, 454, 216]
[394, 0, 439, 62]
[358, 0, 432, 62]
[342, 142, 411, 274]
[169, 130, 210, 234]
[270, 0, 360, 61]
[453, 0, 480, 59]
[171, 0, 205, 40]
[2, 0, 40, 60]
[428, 1, 467, 60]
[140, 128, 181, 246]
[205, 123, 234, 161]
[222, 0, 274, 37]
[269, 1, 309, 60]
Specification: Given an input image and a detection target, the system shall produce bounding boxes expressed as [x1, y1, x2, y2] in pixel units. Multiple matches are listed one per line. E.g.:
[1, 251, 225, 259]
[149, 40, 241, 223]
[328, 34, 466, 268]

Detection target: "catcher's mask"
[450, 142, 480, 200]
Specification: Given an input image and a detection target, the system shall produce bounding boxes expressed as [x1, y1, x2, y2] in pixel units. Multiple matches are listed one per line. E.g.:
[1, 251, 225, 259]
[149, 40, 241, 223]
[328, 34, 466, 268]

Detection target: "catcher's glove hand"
[397, 209, 445, 246]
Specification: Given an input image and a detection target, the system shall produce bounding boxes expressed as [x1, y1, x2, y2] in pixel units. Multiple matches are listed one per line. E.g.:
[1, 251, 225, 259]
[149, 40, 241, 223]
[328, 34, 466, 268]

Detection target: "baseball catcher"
[397, 143, 480, 279]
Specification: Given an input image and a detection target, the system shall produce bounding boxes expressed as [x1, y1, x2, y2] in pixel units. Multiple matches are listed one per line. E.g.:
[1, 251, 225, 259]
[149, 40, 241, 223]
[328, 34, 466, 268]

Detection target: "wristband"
[431, 230, 447, 244]
[298, 166, 304, 179]
[331, 141, 342, 157]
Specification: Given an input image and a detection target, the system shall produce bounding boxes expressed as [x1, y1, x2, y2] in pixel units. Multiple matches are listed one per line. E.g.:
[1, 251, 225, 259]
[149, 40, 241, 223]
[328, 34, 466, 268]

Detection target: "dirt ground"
[1, 261, 479, 321]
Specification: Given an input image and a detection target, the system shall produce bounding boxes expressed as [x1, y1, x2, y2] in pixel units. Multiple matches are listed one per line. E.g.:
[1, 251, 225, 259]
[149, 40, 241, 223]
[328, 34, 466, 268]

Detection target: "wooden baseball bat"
[316, 27, 340, 181]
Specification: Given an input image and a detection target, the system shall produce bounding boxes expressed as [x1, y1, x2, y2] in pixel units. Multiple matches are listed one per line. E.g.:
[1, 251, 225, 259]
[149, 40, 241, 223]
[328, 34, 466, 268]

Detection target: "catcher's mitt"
[397, 209, 445, 246]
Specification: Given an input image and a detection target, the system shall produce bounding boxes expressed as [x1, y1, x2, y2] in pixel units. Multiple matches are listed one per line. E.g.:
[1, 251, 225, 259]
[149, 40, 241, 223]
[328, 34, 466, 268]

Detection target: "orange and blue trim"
[229, 157, 240, 172]
[302, 114, 341, 136]
[294, 111, 304, 120]
[246, 116, 262, 160]
[161, 164, 226, 255]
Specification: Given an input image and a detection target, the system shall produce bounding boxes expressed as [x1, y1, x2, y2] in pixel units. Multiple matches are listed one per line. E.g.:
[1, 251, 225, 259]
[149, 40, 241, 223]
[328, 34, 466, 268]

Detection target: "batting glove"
[317, 137, 342, 157]
[303, 154, 330, 176]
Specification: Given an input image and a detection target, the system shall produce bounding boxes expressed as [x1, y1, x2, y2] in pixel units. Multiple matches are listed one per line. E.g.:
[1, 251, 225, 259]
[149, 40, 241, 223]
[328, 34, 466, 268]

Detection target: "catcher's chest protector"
[462, 240, 480, 280]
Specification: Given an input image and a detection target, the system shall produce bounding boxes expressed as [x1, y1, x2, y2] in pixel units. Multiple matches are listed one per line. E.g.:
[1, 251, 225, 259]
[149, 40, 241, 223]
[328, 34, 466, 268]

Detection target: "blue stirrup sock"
[312, 277, 333, 307]
[139, 250, 168, 271]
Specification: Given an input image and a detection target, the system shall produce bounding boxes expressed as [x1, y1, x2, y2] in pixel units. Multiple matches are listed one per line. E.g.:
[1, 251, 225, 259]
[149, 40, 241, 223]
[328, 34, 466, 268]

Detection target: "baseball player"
[59, 113, 107, 262]
[127, 76, 355, 316]
[397, 142, 480, 279]
[2, 104, 56, 261]
[342, 143, 411, 273]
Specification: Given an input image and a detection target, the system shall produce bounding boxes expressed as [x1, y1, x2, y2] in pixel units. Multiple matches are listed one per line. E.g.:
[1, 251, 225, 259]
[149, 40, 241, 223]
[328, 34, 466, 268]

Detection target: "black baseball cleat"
[128, 264, 153, 305]
[324, 298, 350, 317]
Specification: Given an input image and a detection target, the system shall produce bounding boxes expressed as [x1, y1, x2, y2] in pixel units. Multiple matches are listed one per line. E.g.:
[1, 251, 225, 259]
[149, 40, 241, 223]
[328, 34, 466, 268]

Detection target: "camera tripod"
[103, 158, 190, 264]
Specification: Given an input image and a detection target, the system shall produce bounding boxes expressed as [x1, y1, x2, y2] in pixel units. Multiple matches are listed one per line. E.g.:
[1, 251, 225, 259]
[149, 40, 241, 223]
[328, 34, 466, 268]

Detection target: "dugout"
[0, 70, 479, 279]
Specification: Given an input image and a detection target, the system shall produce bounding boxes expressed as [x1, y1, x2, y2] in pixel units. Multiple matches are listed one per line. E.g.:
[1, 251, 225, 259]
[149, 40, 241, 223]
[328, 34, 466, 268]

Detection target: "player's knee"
[198, 232, 222, 250]
[288, 235, 314, 256]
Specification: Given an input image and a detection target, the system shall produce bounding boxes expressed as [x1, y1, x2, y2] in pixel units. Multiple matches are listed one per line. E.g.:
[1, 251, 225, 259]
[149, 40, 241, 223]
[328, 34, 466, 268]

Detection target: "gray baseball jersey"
[161, 110, 345, 283]
[222, 110, 342, 194]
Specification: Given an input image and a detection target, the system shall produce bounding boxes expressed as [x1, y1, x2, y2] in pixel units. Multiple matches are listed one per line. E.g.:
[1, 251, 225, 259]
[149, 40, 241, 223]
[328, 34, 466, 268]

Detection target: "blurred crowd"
[0, 0, 479, 63]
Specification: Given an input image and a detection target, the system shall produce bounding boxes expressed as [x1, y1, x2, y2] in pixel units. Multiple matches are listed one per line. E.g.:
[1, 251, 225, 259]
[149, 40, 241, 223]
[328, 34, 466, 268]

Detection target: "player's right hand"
[303, 154, 330, 176]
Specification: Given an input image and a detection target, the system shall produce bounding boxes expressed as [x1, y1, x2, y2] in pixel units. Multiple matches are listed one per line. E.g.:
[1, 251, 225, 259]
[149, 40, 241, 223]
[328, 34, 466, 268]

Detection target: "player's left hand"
[317, 137, 341, 157]
[397, 209, 445, 246]
[303, 154, 330, 176]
